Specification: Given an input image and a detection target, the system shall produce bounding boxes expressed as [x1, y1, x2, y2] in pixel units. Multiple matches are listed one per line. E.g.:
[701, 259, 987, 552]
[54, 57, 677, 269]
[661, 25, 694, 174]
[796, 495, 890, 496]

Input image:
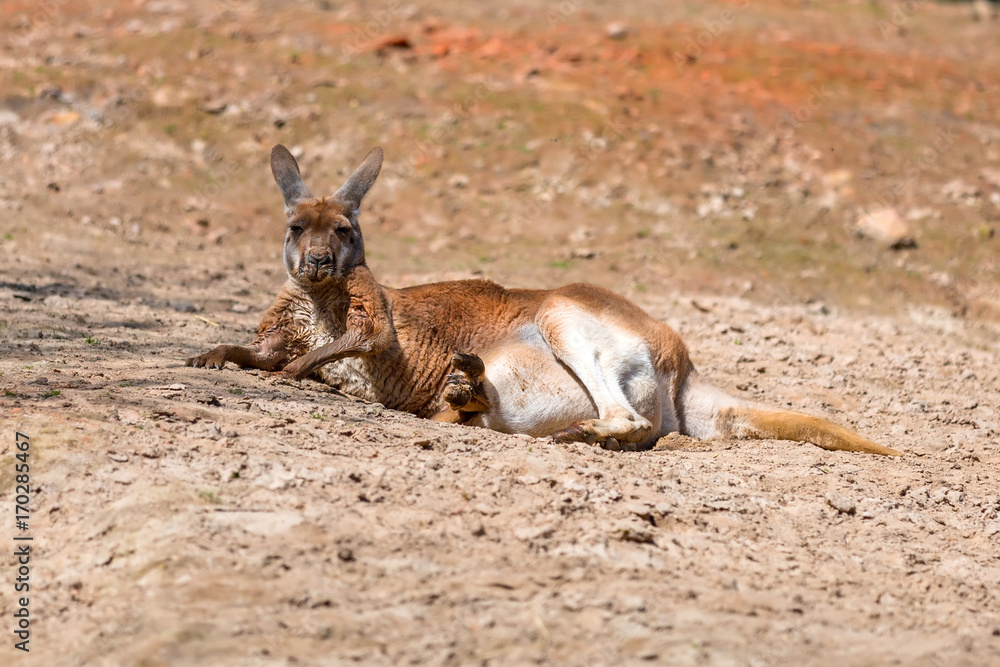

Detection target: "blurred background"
[1, 0, 998, 319]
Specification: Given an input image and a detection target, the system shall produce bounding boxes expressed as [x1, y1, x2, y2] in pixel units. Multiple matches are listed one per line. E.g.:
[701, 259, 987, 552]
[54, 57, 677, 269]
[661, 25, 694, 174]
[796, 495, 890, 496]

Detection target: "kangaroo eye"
[289, 224, 303, 234]
[336, 227, 351, 238]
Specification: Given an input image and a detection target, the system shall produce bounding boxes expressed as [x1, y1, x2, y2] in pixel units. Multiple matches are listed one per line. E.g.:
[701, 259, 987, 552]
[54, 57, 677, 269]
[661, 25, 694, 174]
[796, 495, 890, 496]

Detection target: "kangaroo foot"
[443, 353, 490, 413]
[549, 417, 653, 451]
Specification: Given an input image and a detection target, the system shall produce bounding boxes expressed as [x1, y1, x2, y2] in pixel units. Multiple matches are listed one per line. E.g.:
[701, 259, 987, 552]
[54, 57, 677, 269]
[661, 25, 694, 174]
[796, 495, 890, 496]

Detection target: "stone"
[606, 23, 628, 40]
[856, 208, 915, 249]
[827, 492, 856, 515]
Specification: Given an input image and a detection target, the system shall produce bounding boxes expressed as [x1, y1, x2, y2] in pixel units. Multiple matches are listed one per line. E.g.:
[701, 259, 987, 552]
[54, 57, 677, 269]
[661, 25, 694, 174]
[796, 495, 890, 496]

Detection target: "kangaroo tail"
[679, 374, 901, 457]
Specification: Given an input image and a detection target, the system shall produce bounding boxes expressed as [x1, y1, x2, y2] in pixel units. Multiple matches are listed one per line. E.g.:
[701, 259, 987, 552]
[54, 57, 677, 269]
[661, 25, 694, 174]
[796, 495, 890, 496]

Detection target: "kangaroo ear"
[270, 145, 313, 211]
[334, 147, 383, 213]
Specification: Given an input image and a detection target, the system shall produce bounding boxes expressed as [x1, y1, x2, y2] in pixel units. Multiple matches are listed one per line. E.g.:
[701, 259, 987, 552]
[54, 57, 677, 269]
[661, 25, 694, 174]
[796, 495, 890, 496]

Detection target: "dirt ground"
[2, 0, 1000, 665]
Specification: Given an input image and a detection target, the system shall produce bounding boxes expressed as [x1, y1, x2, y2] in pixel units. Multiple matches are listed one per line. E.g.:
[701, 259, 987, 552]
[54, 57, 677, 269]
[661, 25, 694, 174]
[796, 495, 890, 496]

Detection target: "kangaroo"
[187, 145, 901, 456]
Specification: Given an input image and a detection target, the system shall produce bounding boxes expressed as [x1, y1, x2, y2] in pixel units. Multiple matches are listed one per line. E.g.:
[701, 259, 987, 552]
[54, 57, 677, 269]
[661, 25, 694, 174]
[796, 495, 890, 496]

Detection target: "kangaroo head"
[270, 144, 383, 285]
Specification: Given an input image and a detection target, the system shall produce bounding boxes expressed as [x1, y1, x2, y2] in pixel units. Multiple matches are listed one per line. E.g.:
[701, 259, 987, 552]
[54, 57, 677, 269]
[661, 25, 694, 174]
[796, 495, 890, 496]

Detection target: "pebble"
[606, 23, 628, 40]
[856, 208, 915, 249]
[826, 492, 856, 515]
[50, 110, 81, 126]
[0, 110, 20, 126]
[514, 525, 554, 541]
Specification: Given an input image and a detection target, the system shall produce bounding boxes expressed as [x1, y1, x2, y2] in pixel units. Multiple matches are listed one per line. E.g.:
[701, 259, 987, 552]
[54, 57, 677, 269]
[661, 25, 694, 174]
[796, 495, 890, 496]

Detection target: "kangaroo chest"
[298, 303, 439, 413]
[298, 306, 382, 402]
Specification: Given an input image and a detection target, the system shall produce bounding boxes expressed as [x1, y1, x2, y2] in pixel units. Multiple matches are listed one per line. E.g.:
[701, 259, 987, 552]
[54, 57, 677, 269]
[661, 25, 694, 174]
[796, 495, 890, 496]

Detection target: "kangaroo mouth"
[298, 262, 337, 283]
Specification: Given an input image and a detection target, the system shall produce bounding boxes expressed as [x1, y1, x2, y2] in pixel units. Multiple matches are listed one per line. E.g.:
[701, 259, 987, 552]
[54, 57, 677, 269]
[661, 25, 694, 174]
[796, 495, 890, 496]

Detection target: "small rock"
[50, 110, 81, 126]
[570, 247, 600, 259]
[138, 446, 162, 459]
[826, 492, 856, 515]
[618, 524, 655, 544]
[946, 489, 965, 506]
[187, 422, 222, 440]
[856, 208, 915, 249]
[972, 0, 996, 22]
[905, 207, 936, 222]
[605, 23, 628, 40]
[107, 452, 129, 463]
[212, 510, 303, 536]
[338, 548, 355, 562]
[373, 35, 412, 54]
[942, 179, 980, 202]
[199, 98, 229, 115]
[111, 470, 137, 485]
[618, 595, 646, 612]
[622, 502, 654, 521]
[514, 525, 554, 541]
[822, 169, 853, 189]
[981, 167, 1000, 188]
[0, 110, 20, 126]
[172, 300, 199, 313]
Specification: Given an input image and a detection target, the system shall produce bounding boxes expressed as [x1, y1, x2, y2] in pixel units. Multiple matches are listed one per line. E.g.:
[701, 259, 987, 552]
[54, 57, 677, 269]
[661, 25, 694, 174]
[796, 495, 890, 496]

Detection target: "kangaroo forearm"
[226, 344, 289, 371]
[282, 330, 369, 379]
[282, 268, 396, 379]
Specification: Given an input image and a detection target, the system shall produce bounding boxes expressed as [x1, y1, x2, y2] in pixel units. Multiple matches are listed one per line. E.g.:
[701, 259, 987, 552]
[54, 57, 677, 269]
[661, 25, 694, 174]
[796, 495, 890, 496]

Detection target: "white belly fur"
[474, 340, 597, 436]
[317, 356, 380, 403]
[473, 323, 671, 440]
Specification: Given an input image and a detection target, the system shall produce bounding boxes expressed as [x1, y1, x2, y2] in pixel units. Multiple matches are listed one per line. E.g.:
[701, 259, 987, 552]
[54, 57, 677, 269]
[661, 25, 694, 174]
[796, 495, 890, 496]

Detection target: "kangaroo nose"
[305, 253, 333, 268]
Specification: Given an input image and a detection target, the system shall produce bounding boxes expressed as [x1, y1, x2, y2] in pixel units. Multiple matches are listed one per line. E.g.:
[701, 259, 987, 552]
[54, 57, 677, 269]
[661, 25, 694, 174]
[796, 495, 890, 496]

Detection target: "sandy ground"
[2, 1, 1000, 665]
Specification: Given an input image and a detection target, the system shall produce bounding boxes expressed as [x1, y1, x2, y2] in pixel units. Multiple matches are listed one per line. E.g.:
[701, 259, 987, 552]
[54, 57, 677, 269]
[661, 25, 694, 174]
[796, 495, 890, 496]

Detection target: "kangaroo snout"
[305, 251, 333, 269]
[299, 248, 335, 281]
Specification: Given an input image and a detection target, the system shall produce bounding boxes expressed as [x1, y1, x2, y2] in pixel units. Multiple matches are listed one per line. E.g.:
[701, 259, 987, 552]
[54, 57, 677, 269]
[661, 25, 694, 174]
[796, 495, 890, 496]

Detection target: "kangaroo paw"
[451, 352, 485, 378]
[186, 346, 230, 369]
[443, 353, 489, 413]
[550, 417, 653, 449]
[550, 422, 599, 446]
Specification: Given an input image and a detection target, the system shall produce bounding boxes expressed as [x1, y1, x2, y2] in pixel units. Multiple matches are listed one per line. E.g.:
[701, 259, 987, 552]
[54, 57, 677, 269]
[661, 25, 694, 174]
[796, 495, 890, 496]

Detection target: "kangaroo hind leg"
[538, 302, 661, 450]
